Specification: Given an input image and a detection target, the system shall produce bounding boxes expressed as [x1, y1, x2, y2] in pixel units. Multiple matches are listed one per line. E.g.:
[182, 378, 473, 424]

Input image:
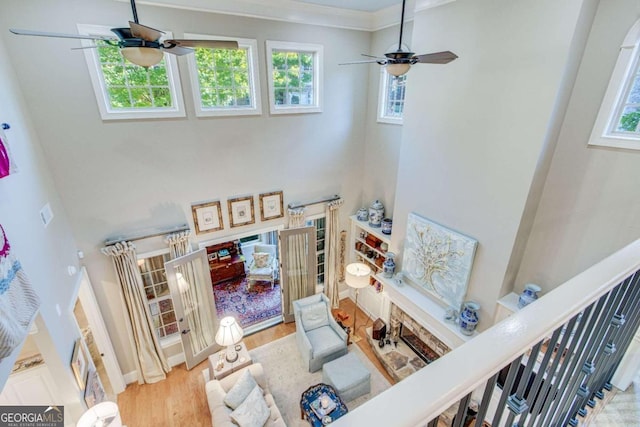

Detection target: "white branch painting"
[402, 213, 477, 310]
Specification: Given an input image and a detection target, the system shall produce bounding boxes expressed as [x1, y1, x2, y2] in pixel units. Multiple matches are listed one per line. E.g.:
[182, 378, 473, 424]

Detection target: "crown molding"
[118, 0, 455, 32]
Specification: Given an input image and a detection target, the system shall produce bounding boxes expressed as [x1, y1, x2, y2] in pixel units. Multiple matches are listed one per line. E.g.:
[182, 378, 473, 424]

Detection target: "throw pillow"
[230, 385, 270, 427]
[300, 301, 329, 331]
[224, 369, 259, 410]
[253, 252, 269, 269]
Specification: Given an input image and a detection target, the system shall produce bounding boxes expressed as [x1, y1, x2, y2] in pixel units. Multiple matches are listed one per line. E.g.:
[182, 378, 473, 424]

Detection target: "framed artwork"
[71, 338, 89, 390]
[192, 200, 224, 234]
[228, 196, 255, 228]
[259, 191, 284, 221]
[402, 212, 478, 310]
[84, 367, 106, 408]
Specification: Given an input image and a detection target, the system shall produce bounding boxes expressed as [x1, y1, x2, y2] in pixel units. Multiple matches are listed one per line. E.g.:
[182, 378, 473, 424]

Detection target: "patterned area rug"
[213, 277, 282, 329]
[249, 334, 391, 427]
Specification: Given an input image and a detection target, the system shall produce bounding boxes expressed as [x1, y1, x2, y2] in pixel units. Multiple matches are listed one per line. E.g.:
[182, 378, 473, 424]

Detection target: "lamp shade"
[386, 62, 411, 77]
[121, 47, 164, 67]
[345, 263, 371, 289]
[215, 316, 243, 346]
[76, 401, 122, 427]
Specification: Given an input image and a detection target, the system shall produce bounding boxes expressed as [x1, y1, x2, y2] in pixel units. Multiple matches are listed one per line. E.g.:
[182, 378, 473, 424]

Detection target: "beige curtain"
[286, 208, 307, 313]
[325, 199, 344, 308]
[101, 241, 170, 384]
[165, 231, 216, 355]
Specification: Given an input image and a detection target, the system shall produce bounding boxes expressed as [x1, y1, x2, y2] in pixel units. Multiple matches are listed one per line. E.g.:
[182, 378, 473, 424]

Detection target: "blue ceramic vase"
[459, 301, 480, 336]
[518, 283, 541, 308]
[382, 252, 396, 278]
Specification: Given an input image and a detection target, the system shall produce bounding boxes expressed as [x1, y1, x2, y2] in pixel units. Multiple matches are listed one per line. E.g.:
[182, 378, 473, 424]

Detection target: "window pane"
[269, 45, 317, 109]
[616, 106, 640, 132]
[194, 46, 255, 111]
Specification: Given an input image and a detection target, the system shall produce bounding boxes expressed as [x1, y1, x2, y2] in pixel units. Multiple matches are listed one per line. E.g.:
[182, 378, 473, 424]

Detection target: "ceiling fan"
[341, 0, 458, 76]
[9, 0, 238, 68]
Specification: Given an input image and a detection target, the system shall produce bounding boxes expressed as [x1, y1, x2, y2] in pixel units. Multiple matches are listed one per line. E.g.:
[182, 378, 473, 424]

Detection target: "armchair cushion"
[252, 252, 270, 268]
[300, 301, 329, 331]
[230, 385, 270, 427]
[307, 326, 347, 358]
[224, 369, 259, 410]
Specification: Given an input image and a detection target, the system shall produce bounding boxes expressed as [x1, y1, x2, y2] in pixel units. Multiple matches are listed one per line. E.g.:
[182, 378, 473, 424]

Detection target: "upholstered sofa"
[205, 363, 285, 427]
[293, 293, 349, 372]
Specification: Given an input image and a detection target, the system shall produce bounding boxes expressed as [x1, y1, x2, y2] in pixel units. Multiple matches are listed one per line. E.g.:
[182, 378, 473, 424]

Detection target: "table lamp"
[215, 316, 244, 363]
[345, 262, 371, 343]
[76, 401, 122, 427]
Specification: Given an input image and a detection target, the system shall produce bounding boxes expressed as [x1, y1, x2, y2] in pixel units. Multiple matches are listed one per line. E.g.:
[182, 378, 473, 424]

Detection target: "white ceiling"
[294, 0, 401, 12]
[136, 0, 450, 31]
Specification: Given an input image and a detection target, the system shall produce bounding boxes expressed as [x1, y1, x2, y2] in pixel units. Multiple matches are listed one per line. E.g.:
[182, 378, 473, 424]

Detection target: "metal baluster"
[452, 393, 472, 427]
[557, 280, 627, 426]
[491, 355, 524, 427]
[504, 341, 543, 427]
[523, 328, 563, 427]
[537, 297, 604, 427]
[474, 373, 498, 427]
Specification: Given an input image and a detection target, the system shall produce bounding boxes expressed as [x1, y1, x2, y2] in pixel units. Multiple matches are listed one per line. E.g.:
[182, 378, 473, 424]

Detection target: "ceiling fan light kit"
[386, 62, 411, 77]
[121, 46, 164, 67]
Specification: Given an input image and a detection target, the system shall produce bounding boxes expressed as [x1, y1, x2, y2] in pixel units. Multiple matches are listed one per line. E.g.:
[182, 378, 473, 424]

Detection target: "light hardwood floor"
[117, 298, 394, 426]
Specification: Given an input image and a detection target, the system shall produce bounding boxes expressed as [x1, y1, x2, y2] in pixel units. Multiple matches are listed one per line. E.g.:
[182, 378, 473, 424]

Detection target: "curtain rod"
[287, 194, 341, 210]
[104, 224, 190, 246]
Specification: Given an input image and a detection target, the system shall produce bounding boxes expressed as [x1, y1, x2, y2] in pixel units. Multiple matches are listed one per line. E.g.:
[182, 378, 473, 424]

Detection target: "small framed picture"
[192, 201, 224, 234]
[259, 191, 284, 221]
[228, 196, 255, 228]
[71, 338, 89, 391]
[84, 367, 106, 408]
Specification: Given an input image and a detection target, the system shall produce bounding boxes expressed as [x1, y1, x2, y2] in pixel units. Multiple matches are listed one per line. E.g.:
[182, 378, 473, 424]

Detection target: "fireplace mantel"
[375, 274, 478, 349]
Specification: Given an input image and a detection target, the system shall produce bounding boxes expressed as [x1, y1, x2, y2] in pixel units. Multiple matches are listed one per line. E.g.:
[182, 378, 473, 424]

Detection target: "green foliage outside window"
[618, 110, 640, 132]
[271, 50, 314, 106]
[194, 47, 252, 108]
[96, 42, 173, 109]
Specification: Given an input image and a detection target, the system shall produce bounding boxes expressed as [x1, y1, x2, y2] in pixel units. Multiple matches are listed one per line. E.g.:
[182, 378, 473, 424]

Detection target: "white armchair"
[247, 244, 278, 291]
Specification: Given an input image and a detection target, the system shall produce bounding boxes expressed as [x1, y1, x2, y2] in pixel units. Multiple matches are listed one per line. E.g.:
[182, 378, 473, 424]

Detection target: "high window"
[77, 24, 185, 120]
[589, 20, 640, 150]
[266, 41, 323, 114]
[136, 252, 179, 342]
[378, 68, 407, 124]
[186, 35, 261, 117]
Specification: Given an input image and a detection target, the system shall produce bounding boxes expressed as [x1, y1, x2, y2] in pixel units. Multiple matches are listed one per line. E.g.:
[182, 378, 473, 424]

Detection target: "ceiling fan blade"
[164, 39, 238, 49]
[10, 28, 116, 42]
[162, 45, 193, 56]
[361, 53, 386, 60]
[71, 45, 99, 50]
[339, 59, 386, 65]
[129, 21, 163, 42]
[414, 51, 458, 64]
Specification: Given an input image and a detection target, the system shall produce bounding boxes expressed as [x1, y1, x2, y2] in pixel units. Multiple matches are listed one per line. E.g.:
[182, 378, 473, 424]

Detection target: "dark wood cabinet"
[206, 241, 246, 285]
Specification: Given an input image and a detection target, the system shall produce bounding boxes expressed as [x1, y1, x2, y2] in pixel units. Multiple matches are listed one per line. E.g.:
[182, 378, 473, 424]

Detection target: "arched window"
[589, 20, 640, 150]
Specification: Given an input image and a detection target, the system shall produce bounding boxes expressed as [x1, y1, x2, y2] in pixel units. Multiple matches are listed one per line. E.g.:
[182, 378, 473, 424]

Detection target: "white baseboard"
[339, 289, 351, 300]
[122, 352, 186, 384]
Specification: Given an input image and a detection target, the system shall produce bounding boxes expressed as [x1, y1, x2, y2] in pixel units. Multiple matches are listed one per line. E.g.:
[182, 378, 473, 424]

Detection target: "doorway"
[206, 230, 283, 335]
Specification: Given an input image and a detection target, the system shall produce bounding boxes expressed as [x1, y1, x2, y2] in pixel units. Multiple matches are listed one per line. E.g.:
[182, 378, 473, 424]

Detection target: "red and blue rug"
[213, 277, 282, 329]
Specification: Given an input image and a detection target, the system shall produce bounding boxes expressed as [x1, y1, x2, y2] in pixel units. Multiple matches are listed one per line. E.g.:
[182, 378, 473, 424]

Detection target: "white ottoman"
[322, 352, 371, 402]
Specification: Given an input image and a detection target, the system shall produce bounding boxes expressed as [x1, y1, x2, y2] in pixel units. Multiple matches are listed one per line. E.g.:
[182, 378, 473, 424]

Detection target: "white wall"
[360, 23, 412, 218]
[0, 35, 84, 420]
[391, 0, 587, 327]
[0, 0, 371, 374]
[515, 0, 640, 292]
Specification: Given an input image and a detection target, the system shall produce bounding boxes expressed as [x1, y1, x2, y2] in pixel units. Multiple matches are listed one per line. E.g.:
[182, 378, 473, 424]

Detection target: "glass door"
[165, 249, 219, 370]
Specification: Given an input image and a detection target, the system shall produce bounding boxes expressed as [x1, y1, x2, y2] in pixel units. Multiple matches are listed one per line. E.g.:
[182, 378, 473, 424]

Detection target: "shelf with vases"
[355, 236, 388, 258]
[354, 251, 382, 273]
[349, 215, 391, 245]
